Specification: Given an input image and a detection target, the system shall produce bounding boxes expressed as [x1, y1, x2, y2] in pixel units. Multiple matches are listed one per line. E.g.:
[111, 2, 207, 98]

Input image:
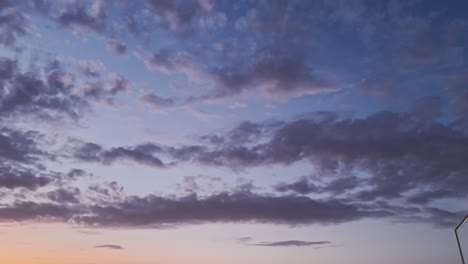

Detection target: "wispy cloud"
[94, 244, 124, 250]
[249, 240, 331, 247]
[235, 236, 253, 243]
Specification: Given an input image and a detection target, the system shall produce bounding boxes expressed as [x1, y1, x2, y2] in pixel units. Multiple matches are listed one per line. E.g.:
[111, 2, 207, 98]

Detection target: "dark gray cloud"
[0, 188, 461, 228]
[251, 240, 331, 247]
[94, 244, 124, 250]
[57, 1, 106, 33]
[18, 0, 466, 109]
[14, 0, 468, 108]
[47, 188, 81, 204]
[0, 201, 76, 223]
[211, 50, 333, 98]
[0, 165, 52, 190]
[0, 125, 77, 193]
[88, 181, 125, 202]
[130, 1, 339, 103]
[275, 176, 361, 196]
[0, 57, 89, 121]
[71, 141, 167, 168]
[67, 109, 468, 207]
[0, 127, 47, 163]
[73, 191, 390, 228]
[140, 46, 335, 102]
[162, 111, 468, 206]
[274, 176, 320, 195]
[67, 168, 87, 178]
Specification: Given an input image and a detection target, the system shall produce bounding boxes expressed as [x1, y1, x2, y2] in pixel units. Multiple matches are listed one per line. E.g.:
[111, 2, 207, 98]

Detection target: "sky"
[0, 0, 467, 263]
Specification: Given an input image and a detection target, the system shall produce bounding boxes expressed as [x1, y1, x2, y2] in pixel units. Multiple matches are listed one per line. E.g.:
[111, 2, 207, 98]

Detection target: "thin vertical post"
[455, 216, 468, 264]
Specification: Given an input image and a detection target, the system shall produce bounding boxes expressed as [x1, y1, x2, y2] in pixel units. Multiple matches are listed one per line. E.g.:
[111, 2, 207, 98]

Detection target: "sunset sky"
[0, 0, 468, 263]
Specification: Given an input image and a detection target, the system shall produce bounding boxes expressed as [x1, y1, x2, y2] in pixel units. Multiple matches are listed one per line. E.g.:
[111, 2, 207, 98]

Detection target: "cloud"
[46, 188, 81, 204]
[275, 176, 361, 196]
[212, 51, 334, 98]
[182, 176, 199, 192]
[70, 141, 167, 168]
[0, 0, 465, 234]
[104, 38, 124, 54]
[274, 176, 320, 195]
[396, 207, 467, 228]
[0, 165, 52, 190]
[0, 187, 462, 228]
[236, 237, 334, 248]
[65, 108, 468, 207]
[163, 111, 468, 205]
[78, 230, 99, 235]
[67, 169, 87, 178]
[0, 126, 79, 194]
[17, 0, 468, 104]
[251, 240, 331, 247]
[0, 127, 48, 164]
[94, 244, 124, 250]
[139, 49, 199, 76]
[0, 2, 35, 47]
[139, 92, 177, 110]
[399, 19, 467, 69]
[0, 56, 89, 121]
[139, 92, 220, 120]
[16, 1, 434, 108]
[78, 60, 106, 77]
[128, 1, 339, 103]
[88, 181, 125, 202]
[107, 74, 132, 94]
[57, 0, 106, 33]
[235, 236, 253, 243]
[0, 201, 75, 223]
[145, 0, 215, 33]
[83, 74, 131, 105]
[139, 47, 335, 103]
[73, 191, 390, 228]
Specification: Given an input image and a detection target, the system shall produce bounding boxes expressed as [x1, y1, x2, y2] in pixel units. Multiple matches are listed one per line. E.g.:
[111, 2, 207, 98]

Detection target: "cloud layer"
[0, 0, 466, 236]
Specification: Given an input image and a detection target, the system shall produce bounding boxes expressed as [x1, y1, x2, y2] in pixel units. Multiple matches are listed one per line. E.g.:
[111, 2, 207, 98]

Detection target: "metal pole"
[455, 215, 468, 264]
